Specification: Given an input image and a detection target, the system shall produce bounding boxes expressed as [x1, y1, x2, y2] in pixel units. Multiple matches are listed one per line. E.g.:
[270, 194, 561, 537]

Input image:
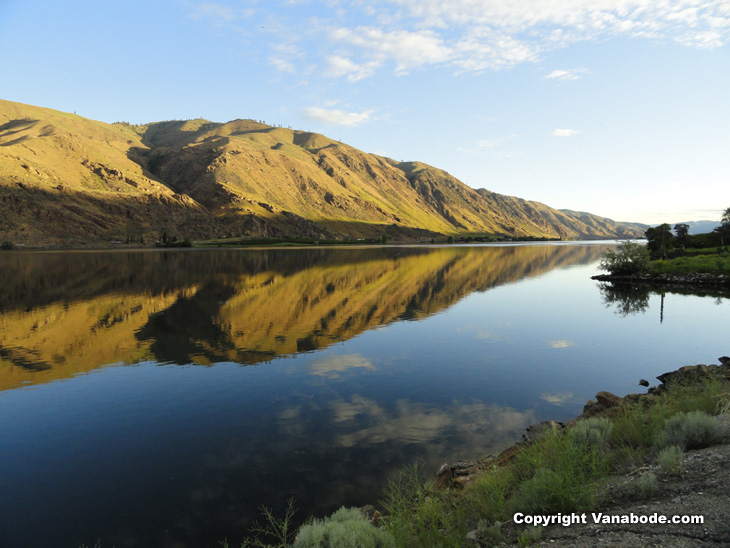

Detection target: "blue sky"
[1, 0, 728, 225]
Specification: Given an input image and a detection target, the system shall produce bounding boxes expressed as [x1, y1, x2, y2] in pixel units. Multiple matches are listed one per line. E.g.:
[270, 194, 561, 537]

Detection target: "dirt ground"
[502, 442, 730, 547]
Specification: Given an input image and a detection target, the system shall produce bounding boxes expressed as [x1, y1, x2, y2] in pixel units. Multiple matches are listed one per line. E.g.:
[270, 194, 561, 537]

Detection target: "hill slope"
[0, 99, 644, 245]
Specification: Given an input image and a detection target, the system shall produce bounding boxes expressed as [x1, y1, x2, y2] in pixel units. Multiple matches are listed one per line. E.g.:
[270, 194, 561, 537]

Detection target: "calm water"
[1, 244, 728, 547]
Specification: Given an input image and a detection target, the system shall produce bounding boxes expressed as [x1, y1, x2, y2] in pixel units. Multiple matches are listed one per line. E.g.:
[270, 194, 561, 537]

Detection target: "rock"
[433, 463, 454, 490]
[466, 530, 479, 544]
[582, 399, 606, 417]
[358, 505, 380, 523]
[523, 420, 564, 443]
[719, 356, 730, 365]
[639, 379, 649, 387]
[596, 391, 623, 408]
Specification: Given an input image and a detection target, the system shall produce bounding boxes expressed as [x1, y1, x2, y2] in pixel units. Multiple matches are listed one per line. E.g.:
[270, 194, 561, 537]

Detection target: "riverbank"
[360, 357, 730, 548]
[591, 272, 729, 287]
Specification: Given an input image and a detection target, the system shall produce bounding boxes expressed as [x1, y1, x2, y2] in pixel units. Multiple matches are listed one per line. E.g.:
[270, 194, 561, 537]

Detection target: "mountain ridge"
[0, 99, 645, 245]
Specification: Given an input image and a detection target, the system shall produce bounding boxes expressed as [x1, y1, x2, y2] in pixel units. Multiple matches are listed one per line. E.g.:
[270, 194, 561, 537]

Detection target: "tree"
[715, 207, 730, 247]
[598, 241, 650, 276]
[674, 223, 690, 249]
[645, 223, 674, 259]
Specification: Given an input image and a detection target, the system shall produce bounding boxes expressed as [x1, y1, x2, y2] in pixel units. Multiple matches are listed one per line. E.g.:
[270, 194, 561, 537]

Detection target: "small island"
[591, 209, 730, 287]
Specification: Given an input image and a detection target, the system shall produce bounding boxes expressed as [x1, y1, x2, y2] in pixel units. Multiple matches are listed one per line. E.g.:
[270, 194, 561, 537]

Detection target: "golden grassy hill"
[0, 99, 645, 245]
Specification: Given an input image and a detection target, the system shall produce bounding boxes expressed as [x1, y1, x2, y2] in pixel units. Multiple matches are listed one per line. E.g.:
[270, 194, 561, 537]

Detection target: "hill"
[0, 99, 645, 245]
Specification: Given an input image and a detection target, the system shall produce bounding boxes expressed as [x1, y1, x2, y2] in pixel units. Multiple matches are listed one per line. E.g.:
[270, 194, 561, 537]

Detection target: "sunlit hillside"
[0, 99, 645, 245]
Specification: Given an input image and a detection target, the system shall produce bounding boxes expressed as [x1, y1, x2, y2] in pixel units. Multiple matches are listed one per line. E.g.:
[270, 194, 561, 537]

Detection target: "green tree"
[645, 223, 674, 259]
[674, 223, 690, 249]
[598, 241, 650, 276]
[714, 207, 730, 247]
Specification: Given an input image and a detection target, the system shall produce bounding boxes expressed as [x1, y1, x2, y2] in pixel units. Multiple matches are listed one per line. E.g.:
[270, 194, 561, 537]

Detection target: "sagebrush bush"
[568, 418, 614, 448]
[292, 507, 395, 548]
[633, 472, 658, 498]
[656, 410, 725, 450]
[658, 445, 683, 475]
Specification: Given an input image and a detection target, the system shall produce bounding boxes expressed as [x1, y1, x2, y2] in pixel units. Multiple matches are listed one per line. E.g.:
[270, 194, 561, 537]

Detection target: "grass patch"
[651, 251, 730, 275]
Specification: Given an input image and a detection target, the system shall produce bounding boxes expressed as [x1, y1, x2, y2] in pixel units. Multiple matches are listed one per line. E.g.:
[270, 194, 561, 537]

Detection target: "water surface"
[0, 244, 728, 547]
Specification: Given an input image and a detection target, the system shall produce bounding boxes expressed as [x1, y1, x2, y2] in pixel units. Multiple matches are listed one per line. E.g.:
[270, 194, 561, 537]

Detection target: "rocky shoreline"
[428, 357, 730, 547]
[591, 272, 729, 287]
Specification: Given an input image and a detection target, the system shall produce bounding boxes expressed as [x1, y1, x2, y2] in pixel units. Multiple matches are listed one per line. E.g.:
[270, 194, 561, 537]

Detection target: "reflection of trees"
[598, 283, 650, 316]
[598, 282, 730, 318]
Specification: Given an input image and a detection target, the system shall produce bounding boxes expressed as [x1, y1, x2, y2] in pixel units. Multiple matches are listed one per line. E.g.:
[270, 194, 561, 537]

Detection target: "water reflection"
[598, 282, 730, 318]
[1, 244, 610, 390]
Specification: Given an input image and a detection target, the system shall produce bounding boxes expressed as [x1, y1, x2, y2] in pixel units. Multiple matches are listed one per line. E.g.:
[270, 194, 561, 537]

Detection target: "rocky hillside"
[0, 99, 645, 245]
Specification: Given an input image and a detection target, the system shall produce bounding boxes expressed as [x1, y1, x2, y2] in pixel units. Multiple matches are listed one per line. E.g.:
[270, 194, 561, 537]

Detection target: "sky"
[1, 0, 729, 225]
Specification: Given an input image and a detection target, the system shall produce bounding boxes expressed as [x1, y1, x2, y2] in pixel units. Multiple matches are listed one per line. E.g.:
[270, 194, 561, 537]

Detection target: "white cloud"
[318, 0, 730, 79]
[330, 27, 453, 73]
[303, 106, 375, 126]
[190, 3, 235, 22]
[539, 391, 574, 405]
[546, 68, 588, 81]
[307, 354, 376, 378]
[552, 129, 581, 137]
[549, 339, 576, 347]
[269, 57, 296, 73]
[325, 55, 381, 81]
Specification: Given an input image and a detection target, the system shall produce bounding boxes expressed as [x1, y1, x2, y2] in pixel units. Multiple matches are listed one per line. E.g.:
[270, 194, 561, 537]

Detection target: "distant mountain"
[0, 99, 645, 245]
[675, 220, 720, 235]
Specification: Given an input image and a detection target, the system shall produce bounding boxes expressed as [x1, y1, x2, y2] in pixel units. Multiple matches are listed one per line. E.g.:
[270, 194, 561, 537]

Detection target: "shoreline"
[418, 357, 730, 547]
[591, 272, 729, 287]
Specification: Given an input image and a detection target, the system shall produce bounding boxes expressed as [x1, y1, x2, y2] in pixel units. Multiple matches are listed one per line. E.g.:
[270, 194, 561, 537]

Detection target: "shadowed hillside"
[0, 99, 644, 245]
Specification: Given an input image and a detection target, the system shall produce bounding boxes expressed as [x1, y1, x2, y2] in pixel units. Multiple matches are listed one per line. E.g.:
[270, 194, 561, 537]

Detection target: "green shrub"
[657, 411, 725, 450]
[468, 466, 515, 524]
[516, 526, 542, 547]
[381, 464, 467, 548]
[658, 445, 683, 475]
[475, 519, 502, 547]
[568, 418, 614, 448]
[633, 472, 658, 498]
[292, 507, 395, 548]
[598, 241, 650, 276]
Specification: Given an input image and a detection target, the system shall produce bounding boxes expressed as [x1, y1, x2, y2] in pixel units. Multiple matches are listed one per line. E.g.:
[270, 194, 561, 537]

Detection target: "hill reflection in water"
[1, 244, 610, 389]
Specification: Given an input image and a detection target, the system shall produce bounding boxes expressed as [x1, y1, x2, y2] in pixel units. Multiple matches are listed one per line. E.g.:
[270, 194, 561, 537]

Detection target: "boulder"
[596, 391, 623, 408]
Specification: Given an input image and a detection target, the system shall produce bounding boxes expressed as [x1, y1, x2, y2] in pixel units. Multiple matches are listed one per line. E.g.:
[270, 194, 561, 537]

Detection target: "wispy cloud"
[307, 353, 375, 378]
[549, 339, 576, 348]
[303, 106, 375, 126]
[539, 391, 574, 405]
[546, 68, 589, 81]
[320, 0, 730, 79]
[552, 129, 581, 137]
[190, 3, 235, 23]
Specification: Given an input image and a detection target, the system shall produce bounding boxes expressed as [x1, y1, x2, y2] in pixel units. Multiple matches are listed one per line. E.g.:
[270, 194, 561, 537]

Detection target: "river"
[0, 243, 728, 547]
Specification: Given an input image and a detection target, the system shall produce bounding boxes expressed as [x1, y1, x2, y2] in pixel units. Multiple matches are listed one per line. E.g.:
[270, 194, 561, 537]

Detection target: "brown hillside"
[0, 99, 644, 245]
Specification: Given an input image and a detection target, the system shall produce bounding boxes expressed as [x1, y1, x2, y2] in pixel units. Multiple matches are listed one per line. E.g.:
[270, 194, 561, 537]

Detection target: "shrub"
[516, 526, 542, 547]
[293, 507, 395, 548]
[475, 519, 502, 547]
[568, 418, 614, 448]
[633, 472, 658, 498]
[658, 445, 683, 475]
[381, 464, 467, 548]
[468, 466, 515, 524]
[656, 411, 725, 450]
[598, 241, 650, 276]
